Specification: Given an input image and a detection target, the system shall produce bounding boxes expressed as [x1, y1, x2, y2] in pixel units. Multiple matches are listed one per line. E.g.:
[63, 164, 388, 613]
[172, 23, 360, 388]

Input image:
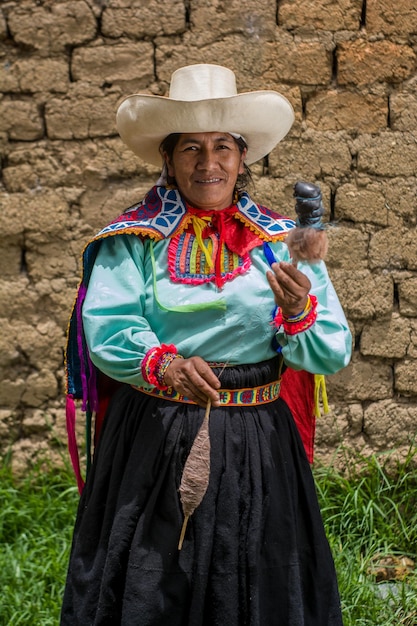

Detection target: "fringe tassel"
[66, 394, 85, 494]
[314, 374, 329, 418]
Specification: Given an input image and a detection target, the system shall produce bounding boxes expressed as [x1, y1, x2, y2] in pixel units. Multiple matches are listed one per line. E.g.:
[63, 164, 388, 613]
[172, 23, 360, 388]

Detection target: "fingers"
[163, 356, 221, 408]
[266, 261, 311, 316]
[272, 261, 310, 291]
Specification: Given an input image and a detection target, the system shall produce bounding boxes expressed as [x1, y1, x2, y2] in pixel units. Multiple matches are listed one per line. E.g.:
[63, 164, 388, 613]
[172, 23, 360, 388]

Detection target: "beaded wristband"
[155, 352, 184, 388]
[141, 344, 184, 390]
[273, 294, 318, 335]
[283, 295, 312, 322]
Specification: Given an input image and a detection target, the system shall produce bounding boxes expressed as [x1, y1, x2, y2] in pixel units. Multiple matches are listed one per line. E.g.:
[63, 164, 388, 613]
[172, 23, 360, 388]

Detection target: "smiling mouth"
[196, 178, 222, 184]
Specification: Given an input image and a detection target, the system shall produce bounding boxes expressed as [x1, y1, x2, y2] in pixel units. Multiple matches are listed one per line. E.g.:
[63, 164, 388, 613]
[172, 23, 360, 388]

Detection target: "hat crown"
[169, 64, 238, 101]
[116, 63, 295, 166]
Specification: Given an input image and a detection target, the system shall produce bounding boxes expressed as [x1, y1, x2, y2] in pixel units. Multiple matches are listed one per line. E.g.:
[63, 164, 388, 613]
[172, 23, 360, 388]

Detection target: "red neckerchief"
[186, 205, 264, 287]
[187, 205, 264, 251]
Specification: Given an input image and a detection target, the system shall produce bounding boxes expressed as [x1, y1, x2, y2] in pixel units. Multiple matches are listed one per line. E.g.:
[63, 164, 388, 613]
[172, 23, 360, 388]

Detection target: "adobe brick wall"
[0, 0, 416, 472]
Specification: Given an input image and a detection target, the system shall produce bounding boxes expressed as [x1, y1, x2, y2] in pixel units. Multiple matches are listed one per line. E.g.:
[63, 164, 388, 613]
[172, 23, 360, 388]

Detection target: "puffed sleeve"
[274, 258, 352, 375]
[82, 234, 158, 387]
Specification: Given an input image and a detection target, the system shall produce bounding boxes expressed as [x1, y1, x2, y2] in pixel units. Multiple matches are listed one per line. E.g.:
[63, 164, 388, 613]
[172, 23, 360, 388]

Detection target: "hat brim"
[116, 91, 294, 167]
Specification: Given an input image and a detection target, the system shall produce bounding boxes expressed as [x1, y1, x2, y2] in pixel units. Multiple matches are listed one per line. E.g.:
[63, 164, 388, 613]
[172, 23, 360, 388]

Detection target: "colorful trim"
[133, 379, 281, 406]
[141, 344, 183, 390]
[273, 294, 318, 335]
[96, 187, 191, 240]
[236, 193, 295, 239]
[94, 187, 295, 243]
[168, 231, 251, 286]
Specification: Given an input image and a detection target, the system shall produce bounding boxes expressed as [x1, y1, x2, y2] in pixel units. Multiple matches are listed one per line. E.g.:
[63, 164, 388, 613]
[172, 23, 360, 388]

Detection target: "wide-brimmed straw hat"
[116, 64, 294, 167]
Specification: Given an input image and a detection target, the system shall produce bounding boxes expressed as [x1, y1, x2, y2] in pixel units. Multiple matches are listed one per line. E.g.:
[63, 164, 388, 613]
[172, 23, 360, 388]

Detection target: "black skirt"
[61, 358, 343, 626]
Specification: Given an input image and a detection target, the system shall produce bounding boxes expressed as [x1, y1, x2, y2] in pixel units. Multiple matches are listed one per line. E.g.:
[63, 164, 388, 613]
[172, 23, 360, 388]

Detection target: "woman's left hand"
[266, 261, 311, 317]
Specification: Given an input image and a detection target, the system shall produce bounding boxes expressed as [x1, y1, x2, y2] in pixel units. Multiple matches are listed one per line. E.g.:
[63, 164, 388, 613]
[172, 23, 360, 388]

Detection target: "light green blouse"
[82, 234, 352, 389]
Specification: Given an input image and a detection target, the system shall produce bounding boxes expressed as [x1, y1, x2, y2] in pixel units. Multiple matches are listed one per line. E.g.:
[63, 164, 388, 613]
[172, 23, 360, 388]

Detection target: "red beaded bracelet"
[141, 344, 184, 390]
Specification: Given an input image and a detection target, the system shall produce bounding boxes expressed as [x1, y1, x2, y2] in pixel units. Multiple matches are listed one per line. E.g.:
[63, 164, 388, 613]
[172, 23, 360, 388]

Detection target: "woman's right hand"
[163, 356, 221, 408]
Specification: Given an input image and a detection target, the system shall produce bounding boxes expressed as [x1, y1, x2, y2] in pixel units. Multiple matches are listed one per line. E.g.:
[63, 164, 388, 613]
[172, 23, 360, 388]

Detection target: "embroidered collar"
[95, 186, 295, 242]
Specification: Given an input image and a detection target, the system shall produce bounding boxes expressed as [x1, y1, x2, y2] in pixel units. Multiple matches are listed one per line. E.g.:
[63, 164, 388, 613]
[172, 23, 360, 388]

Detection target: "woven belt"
[133, 379, 281, 406]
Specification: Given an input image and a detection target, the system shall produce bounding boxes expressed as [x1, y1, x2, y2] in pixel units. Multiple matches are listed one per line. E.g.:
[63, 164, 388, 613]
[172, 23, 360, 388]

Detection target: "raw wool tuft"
[286, 227, 328, 264]
[178, 400, 211, 549]
[287, 180, 329, 264]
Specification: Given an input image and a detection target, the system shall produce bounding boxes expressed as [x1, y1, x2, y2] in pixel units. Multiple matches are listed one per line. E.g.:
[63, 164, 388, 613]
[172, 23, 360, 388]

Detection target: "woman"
[62, 64, 351, 625]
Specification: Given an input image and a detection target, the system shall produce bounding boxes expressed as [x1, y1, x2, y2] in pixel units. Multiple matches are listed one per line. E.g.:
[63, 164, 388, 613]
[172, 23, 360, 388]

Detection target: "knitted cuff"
[273, 294, 318, 335]
[141, 344, 184, 390]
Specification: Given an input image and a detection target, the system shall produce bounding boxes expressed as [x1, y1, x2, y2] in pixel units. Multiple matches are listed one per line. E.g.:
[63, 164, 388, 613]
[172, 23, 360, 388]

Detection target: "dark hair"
[159, 133, 253, 192]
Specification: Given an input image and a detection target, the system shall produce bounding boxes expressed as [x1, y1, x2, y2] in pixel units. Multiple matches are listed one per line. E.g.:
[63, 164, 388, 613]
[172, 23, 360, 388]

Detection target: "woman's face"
[164, 132, 247, 211]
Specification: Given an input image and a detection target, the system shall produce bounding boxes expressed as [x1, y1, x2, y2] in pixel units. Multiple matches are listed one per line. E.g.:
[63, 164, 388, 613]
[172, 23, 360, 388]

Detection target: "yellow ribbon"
[190, 215, 215, 269]
[314, 374, 329, 418]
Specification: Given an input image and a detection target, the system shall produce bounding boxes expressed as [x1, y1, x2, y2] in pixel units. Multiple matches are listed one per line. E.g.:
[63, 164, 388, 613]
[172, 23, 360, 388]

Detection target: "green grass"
[1, 449, 417, 624]
[316, 448, 417, 626]
[0, 460, 79, 626]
